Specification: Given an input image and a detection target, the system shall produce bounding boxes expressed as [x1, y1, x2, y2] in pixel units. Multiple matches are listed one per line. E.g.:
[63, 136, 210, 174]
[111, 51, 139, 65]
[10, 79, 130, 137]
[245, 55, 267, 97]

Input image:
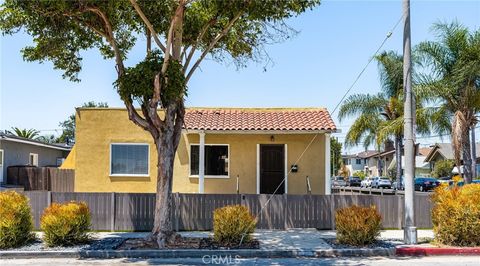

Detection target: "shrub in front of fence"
[431, 184, 480, 246]
[335, 205, 381, 246]
[213, 205, 256, 246]
[0, 191, 35, 249]
[41, 201, 91, 247]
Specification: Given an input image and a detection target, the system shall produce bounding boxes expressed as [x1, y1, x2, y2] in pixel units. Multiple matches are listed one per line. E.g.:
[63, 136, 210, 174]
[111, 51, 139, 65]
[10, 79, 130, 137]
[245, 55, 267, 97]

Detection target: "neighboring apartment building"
[341, 150, 379, 176]
[424, 143, 480, 176]
[0, 132, 71, 184]
[342, 144, 433, 178]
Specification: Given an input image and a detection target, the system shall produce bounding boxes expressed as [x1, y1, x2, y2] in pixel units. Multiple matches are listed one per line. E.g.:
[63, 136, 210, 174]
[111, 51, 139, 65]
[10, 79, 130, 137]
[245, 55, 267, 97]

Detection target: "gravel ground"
[323, 238, 399, 249]
[0, 236, 124, 252]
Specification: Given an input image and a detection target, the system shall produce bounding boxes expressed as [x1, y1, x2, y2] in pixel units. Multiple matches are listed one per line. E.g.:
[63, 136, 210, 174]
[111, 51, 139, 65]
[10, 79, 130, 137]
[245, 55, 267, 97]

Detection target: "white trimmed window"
[29, 153, 38, 166]
[110, 143, 149, 176]
[190, 144, 229, 177]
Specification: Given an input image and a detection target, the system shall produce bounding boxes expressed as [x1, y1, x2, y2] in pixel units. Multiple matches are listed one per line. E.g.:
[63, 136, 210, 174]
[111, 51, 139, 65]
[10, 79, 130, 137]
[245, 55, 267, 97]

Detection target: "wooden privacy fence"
[22, 192, 434, 231]
[7, 166, 74, 192]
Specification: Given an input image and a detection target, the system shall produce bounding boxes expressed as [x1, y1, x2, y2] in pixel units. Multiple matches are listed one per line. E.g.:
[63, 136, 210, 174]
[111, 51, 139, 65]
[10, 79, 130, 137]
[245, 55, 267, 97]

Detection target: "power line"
[330, 15, 404, 116]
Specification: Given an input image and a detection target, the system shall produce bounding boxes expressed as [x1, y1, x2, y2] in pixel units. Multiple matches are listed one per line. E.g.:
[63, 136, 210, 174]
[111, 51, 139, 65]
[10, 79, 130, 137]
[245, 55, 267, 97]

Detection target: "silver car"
[332, 176, 347, 187]
[361, 176, 373, 187]
[372, 177, 392, 189]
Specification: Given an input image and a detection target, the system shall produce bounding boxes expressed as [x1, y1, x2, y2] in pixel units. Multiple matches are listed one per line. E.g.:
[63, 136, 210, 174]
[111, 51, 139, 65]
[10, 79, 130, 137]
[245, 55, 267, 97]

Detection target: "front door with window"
[260, 144, 285, 194]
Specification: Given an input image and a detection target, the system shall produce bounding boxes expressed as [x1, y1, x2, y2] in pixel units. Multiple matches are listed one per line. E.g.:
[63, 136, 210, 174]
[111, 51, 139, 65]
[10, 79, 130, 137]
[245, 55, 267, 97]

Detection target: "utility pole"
[403, 0, 417, 245]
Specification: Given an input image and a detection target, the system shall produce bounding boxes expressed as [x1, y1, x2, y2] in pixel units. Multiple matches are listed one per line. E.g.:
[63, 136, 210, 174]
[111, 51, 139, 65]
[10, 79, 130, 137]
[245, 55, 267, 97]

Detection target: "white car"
[361, 177, 373, 187]
[372, 177, 392, 189]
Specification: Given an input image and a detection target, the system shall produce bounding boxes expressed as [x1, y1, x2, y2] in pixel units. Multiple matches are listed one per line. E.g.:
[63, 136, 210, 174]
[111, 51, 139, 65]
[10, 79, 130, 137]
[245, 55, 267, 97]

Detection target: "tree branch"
[147, 3, 183, 131]
[185, 12, 243, 83]
[85, 7, 150, 131]
[146, 28, 152, 54]
[183, 18, 216, 73]
[129, 0, 167, 53]
[150, 9, 176, 109]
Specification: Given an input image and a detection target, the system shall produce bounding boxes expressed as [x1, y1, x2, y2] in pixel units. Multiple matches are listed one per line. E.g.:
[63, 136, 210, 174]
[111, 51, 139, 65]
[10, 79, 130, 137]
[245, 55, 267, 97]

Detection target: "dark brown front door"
[260, 144, 285, 194]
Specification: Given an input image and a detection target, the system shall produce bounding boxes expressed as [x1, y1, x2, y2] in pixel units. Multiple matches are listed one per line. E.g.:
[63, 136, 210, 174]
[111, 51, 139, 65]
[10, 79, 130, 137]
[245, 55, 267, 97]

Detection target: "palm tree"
[416, 21, 480, 183]
[11, 127, 40, 139]
[339, 51, 405, 187]
[339, 51, 431, 188]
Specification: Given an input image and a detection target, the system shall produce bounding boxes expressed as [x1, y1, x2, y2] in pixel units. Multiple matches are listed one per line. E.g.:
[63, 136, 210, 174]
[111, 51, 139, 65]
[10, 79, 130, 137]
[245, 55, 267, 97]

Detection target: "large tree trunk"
[394, 135, 403, 189]
[145, 101, 185, 248]
[150, 134, 177, 247]
[462, 127, 473, 184]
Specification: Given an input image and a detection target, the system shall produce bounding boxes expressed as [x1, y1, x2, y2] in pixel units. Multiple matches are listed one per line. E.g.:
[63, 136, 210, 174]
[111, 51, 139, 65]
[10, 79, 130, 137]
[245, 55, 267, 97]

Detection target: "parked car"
[332, 176, 347, 187]
[456, 179, 480, 186]
[392, 176, 404, 190]
[371, 177, 392, 189]
[347, 176, 362, 187]
[414, 177, 440, 192]
[436, 177, 453, 187]
[361, 176, 373, 188]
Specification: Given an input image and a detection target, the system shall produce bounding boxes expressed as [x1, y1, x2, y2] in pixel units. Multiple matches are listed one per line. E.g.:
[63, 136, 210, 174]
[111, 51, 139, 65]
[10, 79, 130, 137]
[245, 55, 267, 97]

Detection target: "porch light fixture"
[270, 135, 275, 142]
[291, 164, 298, 173]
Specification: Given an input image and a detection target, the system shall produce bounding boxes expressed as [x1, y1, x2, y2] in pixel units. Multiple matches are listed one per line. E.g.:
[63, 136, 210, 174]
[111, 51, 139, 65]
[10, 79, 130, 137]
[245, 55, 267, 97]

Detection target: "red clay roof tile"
[183, 108, 336, 132]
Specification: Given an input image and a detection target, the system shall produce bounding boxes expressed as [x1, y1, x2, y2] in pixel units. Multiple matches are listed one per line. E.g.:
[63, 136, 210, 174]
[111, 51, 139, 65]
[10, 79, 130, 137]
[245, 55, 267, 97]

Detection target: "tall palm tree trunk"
[395, 135, 403, 188]
[471, 125, 477, 179]
[462, 127, 473, 184]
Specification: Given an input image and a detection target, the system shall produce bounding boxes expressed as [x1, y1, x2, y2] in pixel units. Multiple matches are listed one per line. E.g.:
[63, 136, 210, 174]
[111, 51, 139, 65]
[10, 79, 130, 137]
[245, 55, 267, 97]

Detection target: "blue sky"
[1, 0, 479, 153]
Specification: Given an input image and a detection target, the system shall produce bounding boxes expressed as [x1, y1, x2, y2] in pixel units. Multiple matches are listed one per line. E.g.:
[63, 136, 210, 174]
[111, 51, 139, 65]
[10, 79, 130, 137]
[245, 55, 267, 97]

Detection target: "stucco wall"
[75, 109, 327, 194]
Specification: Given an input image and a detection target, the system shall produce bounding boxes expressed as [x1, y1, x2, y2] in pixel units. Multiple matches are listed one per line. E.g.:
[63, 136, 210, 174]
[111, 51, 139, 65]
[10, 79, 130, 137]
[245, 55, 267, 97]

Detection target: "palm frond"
[344, 114, 382, 148]
[375, 51, 403, 97]
[337, 93, 387, 122]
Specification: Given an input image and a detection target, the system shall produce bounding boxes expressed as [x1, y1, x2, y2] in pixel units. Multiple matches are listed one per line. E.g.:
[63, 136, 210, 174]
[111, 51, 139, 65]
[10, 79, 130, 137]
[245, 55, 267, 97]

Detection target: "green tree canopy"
[431, 159, 454, 178]
[330, 137, 342, 176]
[416, 21, 480, 182]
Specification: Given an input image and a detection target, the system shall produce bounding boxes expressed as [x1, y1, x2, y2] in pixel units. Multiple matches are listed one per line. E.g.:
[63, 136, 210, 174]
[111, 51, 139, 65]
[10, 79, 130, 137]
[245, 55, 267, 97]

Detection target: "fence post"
[283, 194, 288, 230]
[329, 194, 336, 229]
[110, 192, 115, 232]
[174, 193, 179, 232]
[397, 195, 403, 229]
[47, 191, 52, 206]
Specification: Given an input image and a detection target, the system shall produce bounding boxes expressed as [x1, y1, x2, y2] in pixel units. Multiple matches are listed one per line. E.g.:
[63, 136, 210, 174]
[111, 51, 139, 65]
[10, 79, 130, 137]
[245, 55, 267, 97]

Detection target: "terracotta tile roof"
[183, 108, 336, 132]
[418, 147, 432, 157]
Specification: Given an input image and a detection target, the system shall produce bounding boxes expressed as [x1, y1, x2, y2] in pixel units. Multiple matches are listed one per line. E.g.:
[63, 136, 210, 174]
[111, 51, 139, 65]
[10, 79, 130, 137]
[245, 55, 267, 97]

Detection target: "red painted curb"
[396, 246, 480, 256]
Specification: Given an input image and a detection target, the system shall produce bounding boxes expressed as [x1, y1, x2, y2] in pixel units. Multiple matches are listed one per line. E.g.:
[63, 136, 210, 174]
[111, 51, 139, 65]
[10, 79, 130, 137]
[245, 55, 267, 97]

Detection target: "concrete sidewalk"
[0, 229, 436, 259]
[89, 229, 434, 250]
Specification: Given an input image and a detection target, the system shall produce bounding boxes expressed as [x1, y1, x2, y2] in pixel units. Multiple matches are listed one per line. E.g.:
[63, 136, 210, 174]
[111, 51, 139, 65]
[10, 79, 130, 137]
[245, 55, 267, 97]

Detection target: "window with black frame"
[190, 145, 229, 176]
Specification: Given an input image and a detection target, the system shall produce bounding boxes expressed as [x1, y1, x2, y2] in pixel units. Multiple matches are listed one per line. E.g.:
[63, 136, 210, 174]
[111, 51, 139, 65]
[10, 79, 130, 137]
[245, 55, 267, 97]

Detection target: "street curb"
[396, 246, 480, 256]
[316, 247, 395, 257]
[0, 247, 396, 259]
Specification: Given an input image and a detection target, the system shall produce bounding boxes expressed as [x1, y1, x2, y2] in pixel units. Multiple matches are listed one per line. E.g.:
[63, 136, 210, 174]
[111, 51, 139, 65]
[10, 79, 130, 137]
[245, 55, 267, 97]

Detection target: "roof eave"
[183, 129, 338, 134]
[1, 136, 72, 151]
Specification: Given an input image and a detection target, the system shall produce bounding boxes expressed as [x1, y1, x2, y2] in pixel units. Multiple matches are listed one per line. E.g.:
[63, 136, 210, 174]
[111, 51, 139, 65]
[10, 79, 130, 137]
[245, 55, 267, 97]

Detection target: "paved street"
[2, 256, 480, 265]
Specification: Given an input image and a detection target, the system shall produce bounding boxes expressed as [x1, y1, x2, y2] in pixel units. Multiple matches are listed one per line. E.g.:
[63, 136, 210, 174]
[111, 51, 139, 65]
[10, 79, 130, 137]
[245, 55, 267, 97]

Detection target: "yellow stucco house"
[62, 107, 337, 195]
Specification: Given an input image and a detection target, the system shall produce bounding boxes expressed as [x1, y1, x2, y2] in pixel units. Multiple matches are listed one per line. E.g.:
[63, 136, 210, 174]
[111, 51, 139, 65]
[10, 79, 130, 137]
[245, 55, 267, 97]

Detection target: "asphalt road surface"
[2, 256, 480, 265]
